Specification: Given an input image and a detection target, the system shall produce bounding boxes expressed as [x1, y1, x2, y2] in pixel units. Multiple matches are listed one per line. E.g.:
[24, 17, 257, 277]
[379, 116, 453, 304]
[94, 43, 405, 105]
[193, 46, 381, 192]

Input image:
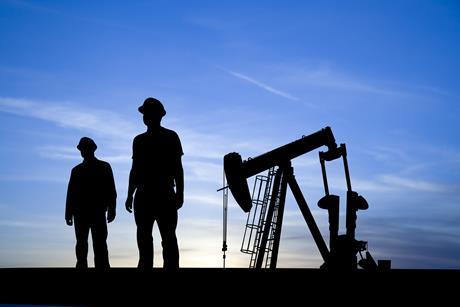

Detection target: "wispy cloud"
[0, 97, 138, 140]
[0, 174, 67, 183]
[304, 68, 400, 95]
[0, 96, 266, 162]
[222, 69, 300, 101]
[186, 193, 222, 207]
[380, 175, 449, 193]
[0, 96, 265, 192]
[277, 65, 408, 96]
[178, 129, 229, 160]
[256, 63, 414, 96]
[363, 146, 412, 164]
[185, 161, 222, 184]
[37, 145, 132, 164]
[37, 145, 80, 161]
[0, 218, 61, 229]
[294, 168, 452, 194]
[410, 84, 459, 99]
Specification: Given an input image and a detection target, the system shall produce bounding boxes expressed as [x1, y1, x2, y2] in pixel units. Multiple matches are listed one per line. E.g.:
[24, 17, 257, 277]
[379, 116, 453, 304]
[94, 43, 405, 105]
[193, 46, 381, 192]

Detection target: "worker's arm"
[107, 164, 117, 223]
[173, 131, 184, 210]
[174, 155, 184, 209]
[125, 139, 138, 213]
[65, 169, 75, 226]
[125, 165, 137, 213]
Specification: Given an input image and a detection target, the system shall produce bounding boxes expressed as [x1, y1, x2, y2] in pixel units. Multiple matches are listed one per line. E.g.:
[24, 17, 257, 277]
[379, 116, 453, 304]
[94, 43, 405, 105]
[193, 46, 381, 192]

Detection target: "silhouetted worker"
[125, 97, 184, 269]
[65, 137, 117, 270]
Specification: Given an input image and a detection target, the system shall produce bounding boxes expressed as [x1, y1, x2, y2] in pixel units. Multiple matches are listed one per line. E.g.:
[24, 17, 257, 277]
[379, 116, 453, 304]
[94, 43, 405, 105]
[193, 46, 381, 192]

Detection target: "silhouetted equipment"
[318, 143, 376, 270]
[225, 127, 337, 213]
[221, 168, 228, 268]
[224, 126, 388, 270]
[240, 167, 276, 268]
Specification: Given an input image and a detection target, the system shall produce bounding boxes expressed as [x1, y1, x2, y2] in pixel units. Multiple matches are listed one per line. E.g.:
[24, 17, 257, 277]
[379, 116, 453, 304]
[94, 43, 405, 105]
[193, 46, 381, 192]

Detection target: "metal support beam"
[288, 174, 330, 262]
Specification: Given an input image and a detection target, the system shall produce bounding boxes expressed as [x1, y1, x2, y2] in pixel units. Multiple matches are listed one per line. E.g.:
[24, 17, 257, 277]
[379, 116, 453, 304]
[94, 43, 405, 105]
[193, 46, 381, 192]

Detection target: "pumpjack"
[223, 126, 388, 270]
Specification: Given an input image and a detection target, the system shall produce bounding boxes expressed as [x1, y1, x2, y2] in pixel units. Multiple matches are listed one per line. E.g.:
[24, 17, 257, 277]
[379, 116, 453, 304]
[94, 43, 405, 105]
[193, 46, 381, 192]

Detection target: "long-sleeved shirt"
[66, 158, 116, 219]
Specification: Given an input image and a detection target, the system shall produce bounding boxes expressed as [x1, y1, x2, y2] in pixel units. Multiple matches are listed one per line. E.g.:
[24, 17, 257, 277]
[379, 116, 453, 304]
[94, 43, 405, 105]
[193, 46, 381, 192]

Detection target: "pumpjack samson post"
[223, 127, 388, 270]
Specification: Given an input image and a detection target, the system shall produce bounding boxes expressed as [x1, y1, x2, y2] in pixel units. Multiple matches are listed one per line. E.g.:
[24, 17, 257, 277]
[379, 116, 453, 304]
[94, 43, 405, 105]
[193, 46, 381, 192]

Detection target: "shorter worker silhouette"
[65, 137, 117, 270]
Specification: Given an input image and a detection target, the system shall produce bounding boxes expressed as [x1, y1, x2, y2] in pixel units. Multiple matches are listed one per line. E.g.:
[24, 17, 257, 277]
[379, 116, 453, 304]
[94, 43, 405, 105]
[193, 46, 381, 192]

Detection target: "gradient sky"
[0, 0, 459, 269]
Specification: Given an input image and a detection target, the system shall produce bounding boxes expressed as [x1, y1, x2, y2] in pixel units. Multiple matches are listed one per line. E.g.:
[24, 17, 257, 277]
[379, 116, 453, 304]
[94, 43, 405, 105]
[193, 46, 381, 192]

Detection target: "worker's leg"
[91, 214, 110, 270]
[157, 209, 179, 269]
[74, 217, 90, 269]
[134, 194, 155, 269]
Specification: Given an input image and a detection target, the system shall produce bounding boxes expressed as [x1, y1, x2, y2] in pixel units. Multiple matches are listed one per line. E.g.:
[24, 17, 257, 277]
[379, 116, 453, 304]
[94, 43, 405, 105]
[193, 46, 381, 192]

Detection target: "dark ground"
[0, 268, 458, 305]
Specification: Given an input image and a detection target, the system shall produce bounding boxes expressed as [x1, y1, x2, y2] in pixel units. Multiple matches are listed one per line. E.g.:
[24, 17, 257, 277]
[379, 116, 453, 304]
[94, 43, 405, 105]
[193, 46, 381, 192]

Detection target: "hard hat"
[77, 137, 97, 151]
[138, 97, 166, 117]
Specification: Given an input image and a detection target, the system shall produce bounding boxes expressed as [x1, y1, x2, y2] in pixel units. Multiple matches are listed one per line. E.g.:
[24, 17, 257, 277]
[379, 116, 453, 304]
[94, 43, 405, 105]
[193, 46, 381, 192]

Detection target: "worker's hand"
[125, 195, 133, 213]
[66, 217, 73, 226]
[107, 209, 116, 223]
[175, 192, 184, 210]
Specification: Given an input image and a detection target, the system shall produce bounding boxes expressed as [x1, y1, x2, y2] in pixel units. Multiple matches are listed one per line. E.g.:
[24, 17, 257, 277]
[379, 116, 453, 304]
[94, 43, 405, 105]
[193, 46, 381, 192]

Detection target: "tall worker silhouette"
[126, 97, 184, 269]
[65, 137, 116, 270]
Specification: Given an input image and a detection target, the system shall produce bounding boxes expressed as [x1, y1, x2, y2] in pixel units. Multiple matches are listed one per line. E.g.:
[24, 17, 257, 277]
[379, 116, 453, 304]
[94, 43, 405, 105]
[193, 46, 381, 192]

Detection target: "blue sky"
[0, 0, 459, 268]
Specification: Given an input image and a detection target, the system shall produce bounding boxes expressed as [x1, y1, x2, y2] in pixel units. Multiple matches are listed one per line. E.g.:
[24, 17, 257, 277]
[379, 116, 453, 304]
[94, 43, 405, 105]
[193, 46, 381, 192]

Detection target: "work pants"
[74, 214, 110, 270]
[134, 192, 179, 269]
